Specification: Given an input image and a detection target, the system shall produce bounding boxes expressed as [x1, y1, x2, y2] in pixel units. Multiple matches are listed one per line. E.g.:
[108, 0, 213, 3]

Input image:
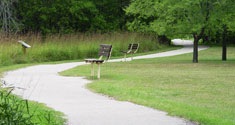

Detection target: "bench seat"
[85, 59, 105, 63]
[120, 51, 129, 53]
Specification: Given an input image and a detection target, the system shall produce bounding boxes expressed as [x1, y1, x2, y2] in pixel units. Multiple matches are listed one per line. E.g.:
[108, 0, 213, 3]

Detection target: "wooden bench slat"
[99, 48, 112, 52]
[121, 43, 139, 61]
[85, 44, 112, 63]
[100, 44, 112, 48]
[99, 52, 110, 57]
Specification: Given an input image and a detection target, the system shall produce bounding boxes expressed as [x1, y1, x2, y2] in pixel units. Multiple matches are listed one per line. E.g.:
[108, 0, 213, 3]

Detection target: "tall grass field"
[0, 32, 165, 66]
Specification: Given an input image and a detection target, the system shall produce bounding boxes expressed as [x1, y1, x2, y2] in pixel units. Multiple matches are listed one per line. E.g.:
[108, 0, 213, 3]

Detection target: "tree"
[0, 0, 19, 35]
[16, 0, 129, 34]
[222, 0, 235, 61]
[84, 0, 130, 31]
[222, 26, 227, 61]
[126, 0, 235, 63]
[17, 0, 104, 35]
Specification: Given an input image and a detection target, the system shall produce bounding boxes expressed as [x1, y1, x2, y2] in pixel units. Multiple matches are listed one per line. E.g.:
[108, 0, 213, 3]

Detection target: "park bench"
[84, 44, 112, 79]
[121, 43, 139, 61]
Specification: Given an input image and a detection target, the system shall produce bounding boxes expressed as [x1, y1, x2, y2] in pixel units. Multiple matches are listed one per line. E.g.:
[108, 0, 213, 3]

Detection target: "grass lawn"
[61, 46, 235, 125]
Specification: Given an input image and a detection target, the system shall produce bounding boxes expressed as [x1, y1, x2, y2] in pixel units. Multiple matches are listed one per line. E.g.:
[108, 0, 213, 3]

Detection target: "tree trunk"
[193, 35, 199, 63]
[222, 26, 227, 61]
[202, 35, 208, 43]
[0, 0, 19, 35]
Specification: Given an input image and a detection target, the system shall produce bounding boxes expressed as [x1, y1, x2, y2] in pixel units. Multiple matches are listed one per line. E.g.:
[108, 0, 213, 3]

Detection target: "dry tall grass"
[0, 32, 162, 66]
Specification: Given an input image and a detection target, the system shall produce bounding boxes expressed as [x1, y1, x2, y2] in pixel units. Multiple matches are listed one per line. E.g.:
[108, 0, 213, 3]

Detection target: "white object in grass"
[18, 40, 31, 48]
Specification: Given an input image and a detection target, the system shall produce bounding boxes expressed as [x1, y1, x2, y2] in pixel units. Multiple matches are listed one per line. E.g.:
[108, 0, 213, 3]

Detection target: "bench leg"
[124, 53, 127, 62]
[22, 47, 26, 55]
[131, 53, 133, 61]
[91, 63, 95, 76]
[97, 63, 101, 79]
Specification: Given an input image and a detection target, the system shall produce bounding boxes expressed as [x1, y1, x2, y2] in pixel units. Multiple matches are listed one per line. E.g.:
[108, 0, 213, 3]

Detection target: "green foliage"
[15, 0, 128, 34]
[125, 0, 156, 32]
[126, 0, 235, 62]
[126, 0, 235, 39]
[91, 0, 130, 31]
[17, 0, 100, 34]
[0, 90, 34, 124]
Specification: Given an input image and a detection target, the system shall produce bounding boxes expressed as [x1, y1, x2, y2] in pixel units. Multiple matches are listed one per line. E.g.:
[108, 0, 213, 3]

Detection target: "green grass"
[61, 46, 235, 125]
[0, 32, 165, 66]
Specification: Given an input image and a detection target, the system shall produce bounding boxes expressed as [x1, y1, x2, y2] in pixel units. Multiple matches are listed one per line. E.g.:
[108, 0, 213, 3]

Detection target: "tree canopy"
[0, 0, 130, 35]
[126, 0, 235, 62]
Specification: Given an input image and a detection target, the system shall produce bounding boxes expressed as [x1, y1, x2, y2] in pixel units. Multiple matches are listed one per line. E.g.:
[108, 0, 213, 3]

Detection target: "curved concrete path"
[2, 40, 208, 125]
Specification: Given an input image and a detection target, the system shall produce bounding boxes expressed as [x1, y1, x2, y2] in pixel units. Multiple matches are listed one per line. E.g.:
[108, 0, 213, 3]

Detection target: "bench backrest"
[131, 43, 139, 53]
[128, 44, 132, 50]
[99, 44, 112, 60]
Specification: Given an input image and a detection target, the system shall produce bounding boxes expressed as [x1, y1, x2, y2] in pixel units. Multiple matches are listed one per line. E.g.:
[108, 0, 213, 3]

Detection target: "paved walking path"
[2, 39, 208, 125]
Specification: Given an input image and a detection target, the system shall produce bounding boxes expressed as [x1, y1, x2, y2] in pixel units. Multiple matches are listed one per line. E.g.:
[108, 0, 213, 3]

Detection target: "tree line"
[1, 0, 235, 62]
[0, 0, 130, 35]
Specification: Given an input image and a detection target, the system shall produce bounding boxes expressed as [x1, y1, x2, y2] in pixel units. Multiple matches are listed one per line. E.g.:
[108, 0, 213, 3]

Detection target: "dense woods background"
[0, 0, 130, 35]
[17, 0, 130, 34]
[0, 0, 235, 45]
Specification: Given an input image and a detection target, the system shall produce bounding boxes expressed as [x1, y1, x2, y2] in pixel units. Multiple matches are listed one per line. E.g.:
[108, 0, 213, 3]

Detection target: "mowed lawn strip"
[61, 46, 235, 125]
